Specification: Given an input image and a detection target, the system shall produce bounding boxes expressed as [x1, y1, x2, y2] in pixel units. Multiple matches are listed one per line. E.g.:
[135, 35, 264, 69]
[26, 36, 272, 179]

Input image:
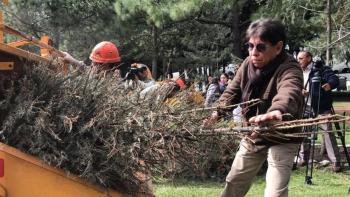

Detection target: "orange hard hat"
[89, 41, 120, 63]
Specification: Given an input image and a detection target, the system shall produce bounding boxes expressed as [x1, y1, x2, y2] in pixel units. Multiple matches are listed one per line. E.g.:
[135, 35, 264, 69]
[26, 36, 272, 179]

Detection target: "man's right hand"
[203, 111, 219, 127]
[62, 52, 75, 63]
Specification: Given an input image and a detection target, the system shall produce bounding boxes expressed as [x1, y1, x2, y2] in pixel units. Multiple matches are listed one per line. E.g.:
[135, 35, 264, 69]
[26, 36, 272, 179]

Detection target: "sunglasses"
[246, 42, 270, 53]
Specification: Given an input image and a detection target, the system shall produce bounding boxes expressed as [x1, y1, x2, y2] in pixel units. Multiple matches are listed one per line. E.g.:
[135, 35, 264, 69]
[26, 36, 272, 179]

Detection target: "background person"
[296, 51, 341, 172]
[204, 77, 220, 107]
[226, 71, 235, 84]
[219, 73, 229, 94]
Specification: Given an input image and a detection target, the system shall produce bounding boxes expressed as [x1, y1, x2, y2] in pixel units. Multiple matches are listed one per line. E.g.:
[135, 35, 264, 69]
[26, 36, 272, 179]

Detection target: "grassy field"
[333, 102, 350, 107]
[314, 101, 350, 144]
[155, 168, 350, 197]
[314, 120, 350, 145]
[155, 102, 350, 197]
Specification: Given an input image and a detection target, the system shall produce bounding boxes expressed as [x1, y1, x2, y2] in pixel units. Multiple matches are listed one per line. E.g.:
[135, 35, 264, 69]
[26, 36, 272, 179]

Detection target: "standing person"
[219, 73, 229, 94]
[206, 18, 303, 197]
[297, 51, 341, 172]
[64, 43, 154, 195]
[203, 75, 213, 95]
[63, 41, 121, 78]
[204, 77, 220, 107]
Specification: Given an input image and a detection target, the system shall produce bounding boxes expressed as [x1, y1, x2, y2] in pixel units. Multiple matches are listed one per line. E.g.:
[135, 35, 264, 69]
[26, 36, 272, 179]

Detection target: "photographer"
[297, 51, 341, 172]
[124, 63, 155, 90]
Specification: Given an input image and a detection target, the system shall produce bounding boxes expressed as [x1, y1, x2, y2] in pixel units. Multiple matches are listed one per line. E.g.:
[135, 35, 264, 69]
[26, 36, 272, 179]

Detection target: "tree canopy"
[2, 0, 350, 77]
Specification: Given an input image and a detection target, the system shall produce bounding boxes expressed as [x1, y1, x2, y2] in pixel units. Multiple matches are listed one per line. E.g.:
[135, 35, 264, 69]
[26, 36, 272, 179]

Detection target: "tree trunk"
[52, 25, 60, 49]
[326, 0, 332, 65]
[152, 25, 159, 79]
[230, 3, 242, 59]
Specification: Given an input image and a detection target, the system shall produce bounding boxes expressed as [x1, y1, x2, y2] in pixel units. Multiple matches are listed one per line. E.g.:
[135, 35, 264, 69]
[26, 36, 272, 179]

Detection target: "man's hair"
[246, 18, 286, 45]
[299, 51, 313, 59]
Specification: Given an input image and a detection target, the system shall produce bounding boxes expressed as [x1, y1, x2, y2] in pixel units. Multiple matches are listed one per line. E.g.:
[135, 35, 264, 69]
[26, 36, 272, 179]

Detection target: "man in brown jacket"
[209, 18, 304, 197]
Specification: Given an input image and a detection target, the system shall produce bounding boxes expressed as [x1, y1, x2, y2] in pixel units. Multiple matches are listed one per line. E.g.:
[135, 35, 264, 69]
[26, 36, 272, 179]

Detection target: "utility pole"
[152, 24, 159, 79]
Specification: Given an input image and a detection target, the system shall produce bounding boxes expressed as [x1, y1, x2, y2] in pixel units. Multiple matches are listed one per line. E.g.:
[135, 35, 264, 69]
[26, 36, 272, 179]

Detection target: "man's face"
[297, 52, 312, 69]
[137, 69, 148, 80]
[248, 36, 283, 68]
[92, 62, 106, 74]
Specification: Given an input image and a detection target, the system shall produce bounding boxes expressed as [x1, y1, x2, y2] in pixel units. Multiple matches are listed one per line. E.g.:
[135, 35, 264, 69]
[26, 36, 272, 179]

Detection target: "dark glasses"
[246, 42, 270, 53]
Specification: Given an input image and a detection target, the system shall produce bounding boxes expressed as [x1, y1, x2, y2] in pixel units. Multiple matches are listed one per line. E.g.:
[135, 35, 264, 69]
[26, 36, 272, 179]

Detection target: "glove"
[61, 52, 85, 68]
[62, 52, 75, 63]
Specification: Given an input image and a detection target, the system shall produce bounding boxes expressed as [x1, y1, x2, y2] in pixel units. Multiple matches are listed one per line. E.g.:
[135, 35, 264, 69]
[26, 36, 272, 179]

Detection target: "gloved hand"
[62, 52, 76, 63]
[61, 52, 85, 69]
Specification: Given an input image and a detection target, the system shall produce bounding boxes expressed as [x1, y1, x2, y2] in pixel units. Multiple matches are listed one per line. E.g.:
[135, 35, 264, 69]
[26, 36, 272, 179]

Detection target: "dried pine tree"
[0, 62, 239, 195]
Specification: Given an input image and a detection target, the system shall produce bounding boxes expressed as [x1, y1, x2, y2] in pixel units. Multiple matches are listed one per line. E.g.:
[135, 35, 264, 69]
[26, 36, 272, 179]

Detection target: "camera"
[124, 67, 146, 80]
[313, 59, 324, 70]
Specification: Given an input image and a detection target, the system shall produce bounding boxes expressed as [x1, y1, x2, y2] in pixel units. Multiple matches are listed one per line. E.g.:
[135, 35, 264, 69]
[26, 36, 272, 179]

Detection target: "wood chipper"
[0, 1, 123, 196]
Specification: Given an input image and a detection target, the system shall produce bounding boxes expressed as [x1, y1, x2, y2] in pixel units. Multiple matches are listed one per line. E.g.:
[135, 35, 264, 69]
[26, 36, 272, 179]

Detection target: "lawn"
[313, 120, 350, 145]
[314, 101, 350, 144]
[155, 102, 350, 196]
[333, 102, 350, 107]
[155, 168, 350, 197]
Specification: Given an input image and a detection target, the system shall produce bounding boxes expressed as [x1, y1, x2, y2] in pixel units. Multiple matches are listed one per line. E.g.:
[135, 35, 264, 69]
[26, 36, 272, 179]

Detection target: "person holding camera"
[205, 18, 304, 197]
[63, 41, 121, 78]
[124, 63, 155, 90]
[297, 51, 341, 172]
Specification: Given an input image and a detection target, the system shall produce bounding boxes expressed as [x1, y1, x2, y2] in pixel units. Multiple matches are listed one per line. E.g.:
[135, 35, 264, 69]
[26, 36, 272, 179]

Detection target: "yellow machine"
[0, 1, 123, 196]
[0, 0, 69, 77]
[0, 143, 122, 197]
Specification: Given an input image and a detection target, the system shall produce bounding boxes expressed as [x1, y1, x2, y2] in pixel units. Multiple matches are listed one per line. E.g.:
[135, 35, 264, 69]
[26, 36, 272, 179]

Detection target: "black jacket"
[307, 65, 339, 114]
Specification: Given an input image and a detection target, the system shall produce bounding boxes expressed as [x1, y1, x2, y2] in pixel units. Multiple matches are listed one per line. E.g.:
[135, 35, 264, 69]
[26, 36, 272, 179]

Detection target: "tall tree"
[114, 0, 256, 78]
[114, 0, 209, 78]
[4, 0, 120, 59]
[254, 0, 350, 64]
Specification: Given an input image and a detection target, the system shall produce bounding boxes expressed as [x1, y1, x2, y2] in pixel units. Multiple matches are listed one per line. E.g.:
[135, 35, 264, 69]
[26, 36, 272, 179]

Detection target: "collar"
[303, 62, 313, 72]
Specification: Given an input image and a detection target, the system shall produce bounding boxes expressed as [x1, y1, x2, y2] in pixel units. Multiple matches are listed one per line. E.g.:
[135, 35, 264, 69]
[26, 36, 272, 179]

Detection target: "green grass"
[155, 168, 350, 197]
[313, 119, 350, 145]
[333, 102, 350, 107]
[313, 101, 350, 144]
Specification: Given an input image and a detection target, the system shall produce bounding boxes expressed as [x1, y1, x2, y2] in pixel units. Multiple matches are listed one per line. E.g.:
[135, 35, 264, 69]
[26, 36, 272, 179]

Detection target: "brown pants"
[221, 140, 298, 197]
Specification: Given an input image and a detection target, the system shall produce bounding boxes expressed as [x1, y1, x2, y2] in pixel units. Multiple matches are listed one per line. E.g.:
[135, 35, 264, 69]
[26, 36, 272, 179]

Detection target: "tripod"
[304, 67, 321, 185]
[294, 62, 350, 185]
[331, 106, 350, 169]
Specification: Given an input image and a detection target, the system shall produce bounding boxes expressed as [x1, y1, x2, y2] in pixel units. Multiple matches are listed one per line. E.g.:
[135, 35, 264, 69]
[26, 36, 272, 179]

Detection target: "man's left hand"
[248, 110, 282, 138]
[322, 83, 331, 91]
[248, 110, 282, 124]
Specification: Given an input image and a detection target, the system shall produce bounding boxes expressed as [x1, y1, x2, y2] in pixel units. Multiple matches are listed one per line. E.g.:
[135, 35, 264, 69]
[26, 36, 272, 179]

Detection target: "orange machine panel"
[0, 143, 123, 197]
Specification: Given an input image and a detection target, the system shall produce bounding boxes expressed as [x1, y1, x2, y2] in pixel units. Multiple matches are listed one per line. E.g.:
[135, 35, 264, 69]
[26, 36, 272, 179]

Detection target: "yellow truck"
[0, 1, 123, 196]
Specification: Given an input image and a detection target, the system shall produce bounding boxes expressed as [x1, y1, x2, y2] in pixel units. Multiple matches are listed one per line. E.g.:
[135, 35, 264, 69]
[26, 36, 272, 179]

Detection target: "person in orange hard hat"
[63, 41, 121, 78]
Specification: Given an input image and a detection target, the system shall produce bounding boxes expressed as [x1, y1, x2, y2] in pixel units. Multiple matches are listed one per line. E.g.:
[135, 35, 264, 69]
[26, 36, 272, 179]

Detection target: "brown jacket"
[217, 53, 304, 144]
